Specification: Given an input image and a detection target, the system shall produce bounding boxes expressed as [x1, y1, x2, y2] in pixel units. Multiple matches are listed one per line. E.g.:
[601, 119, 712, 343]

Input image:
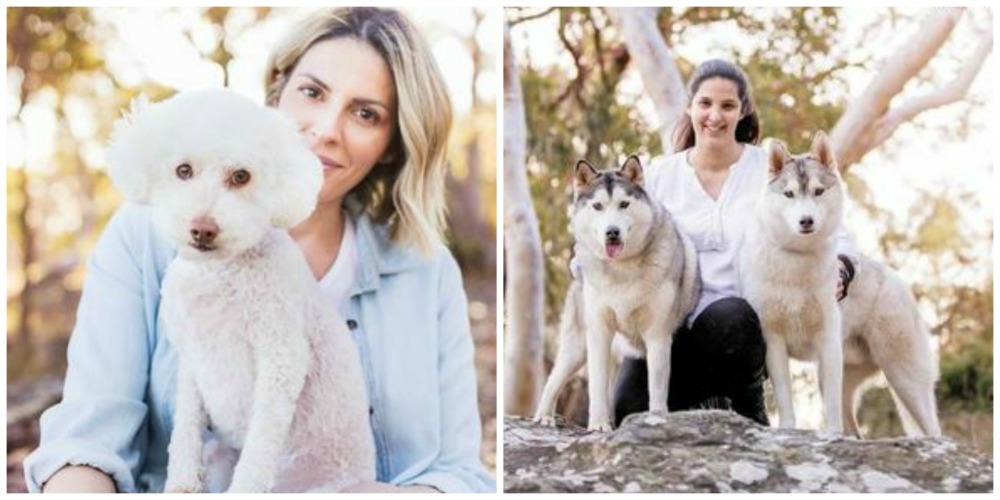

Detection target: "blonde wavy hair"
[265, 7, 452, 255]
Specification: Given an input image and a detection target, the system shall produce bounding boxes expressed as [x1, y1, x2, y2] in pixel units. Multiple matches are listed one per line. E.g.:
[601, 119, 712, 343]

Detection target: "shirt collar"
[345, 195, 429, 295]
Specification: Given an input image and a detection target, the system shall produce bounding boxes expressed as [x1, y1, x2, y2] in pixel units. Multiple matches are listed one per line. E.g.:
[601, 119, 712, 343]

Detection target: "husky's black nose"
[799, 217, 814, 232]
[606, 227, 621, 241]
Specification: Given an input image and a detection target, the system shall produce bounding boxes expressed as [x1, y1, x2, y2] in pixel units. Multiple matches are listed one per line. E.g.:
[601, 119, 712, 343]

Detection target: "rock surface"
[504, 410, 993, 493]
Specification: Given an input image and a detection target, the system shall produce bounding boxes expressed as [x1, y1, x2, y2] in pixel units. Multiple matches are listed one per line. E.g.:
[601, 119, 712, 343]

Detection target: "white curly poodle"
[106, 89, 376, 492]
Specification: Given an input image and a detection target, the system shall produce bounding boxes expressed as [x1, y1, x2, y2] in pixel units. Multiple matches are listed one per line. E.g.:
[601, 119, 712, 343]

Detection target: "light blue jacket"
[23, 201, 496, 493]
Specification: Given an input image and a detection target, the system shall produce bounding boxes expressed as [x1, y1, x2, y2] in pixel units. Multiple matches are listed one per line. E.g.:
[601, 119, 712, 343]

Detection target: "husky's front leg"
[584, 315, 615, 432]
[764, 334, 796, 429]
[227, 337, 309, 492]
[166, 361, 208, 493]
[644, 333, 673, 414]
[534, 328, 586, 426]
[818, 311, 844, 433]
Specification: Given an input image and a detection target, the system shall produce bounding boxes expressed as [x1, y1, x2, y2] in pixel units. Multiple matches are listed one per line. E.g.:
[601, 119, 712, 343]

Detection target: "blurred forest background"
[6, 7, 497, 491]
[504, 7, 992, 455]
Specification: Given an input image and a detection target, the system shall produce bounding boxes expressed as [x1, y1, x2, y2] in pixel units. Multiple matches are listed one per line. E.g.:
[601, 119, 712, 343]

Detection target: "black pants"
[613, 297, 769, 426]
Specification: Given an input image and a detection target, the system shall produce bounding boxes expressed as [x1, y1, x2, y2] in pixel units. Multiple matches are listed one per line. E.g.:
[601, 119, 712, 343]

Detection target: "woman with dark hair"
[613, 59, 856, 427]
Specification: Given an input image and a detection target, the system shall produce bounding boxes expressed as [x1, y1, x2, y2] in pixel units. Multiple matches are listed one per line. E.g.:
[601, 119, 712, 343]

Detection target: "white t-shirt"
[317, 216, 357, 318]
[645, 145, 855, 324]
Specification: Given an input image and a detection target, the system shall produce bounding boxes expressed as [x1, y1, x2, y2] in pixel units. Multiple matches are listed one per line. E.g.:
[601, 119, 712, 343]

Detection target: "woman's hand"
[340, 481, 440, 493]
[41, 465, 116, 493]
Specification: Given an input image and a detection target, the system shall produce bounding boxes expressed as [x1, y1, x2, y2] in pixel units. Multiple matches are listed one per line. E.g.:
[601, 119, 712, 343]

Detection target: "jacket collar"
[345, 196, 428, 295]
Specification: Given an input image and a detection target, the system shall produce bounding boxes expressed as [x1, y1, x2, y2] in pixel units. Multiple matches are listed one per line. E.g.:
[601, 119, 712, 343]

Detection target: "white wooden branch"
[831, 7, 965, 169]
[503, 21, 545, 416]
[606, 7, 687, 152]
[866, 29, 993, 151]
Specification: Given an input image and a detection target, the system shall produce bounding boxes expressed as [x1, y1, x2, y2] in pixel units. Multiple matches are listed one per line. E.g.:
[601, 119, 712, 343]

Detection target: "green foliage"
[936, 278, 993, 412]
[939, 334, 993, 412]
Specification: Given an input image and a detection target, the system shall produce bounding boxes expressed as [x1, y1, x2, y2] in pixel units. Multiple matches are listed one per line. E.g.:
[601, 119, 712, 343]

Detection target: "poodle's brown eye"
[229, 169, 252, 188]
[176, 164, 193, 180]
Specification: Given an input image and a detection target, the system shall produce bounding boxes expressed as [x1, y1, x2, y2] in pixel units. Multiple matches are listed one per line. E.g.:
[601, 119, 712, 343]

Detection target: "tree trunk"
[828, 7, 990, 171]
[606, 7, 687, 153]
[503, 21, 545, 416]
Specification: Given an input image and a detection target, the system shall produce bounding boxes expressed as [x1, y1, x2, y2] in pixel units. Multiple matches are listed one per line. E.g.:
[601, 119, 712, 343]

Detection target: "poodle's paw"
[164, 474, 203, 494]
[227, 472, 272, 493]
[164, 487, 200, 494]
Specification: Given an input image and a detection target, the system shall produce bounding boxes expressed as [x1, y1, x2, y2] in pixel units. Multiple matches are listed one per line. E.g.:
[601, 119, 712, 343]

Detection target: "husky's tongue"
[605, 241, 623, 259]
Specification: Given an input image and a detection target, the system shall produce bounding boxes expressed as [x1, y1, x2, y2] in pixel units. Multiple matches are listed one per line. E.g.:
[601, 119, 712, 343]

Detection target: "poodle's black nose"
[190, 217, 219, 248]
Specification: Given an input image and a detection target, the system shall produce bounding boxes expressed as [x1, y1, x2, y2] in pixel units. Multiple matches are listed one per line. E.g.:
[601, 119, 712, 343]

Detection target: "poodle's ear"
[268, 115, 323, 229]
[106, 95, 155, 203]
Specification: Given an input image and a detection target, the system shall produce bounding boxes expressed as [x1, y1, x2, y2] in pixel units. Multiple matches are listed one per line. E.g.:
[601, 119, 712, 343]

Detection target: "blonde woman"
[24, 7, 494, 493]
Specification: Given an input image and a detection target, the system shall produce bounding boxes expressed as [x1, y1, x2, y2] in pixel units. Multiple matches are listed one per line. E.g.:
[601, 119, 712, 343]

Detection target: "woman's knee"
[688, 297, 767, 382]
[691, 298, 765, 350]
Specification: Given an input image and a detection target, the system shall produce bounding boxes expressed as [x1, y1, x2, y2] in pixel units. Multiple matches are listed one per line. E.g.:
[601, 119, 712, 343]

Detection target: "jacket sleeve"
[399, 252, 496, 493]
[23, 205, 157, 493]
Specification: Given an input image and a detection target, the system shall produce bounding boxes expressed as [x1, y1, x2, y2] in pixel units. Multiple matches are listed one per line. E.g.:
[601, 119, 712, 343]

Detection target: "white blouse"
[644, 145, 855, 324]
[317, 215, 358, 318]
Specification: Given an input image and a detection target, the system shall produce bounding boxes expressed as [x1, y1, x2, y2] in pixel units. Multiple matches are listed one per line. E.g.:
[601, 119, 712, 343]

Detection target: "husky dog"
[840, 257, 942, 437]
[739, 132, 845, 432]
[533, 156, 699, 431]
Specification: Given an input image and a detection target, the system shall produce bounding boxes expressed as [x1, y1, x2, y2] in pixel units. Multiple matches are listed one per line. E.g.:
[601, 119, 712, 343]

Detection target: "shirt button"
[347, 319, 358, 330]
[369, 406, 374, 416]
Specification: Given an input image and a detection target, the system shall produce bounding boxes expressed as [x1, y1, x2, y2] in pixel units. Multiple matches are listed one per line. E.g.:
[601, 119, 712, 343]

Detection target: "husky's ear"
[809, 131, 839, 173]
[574, 160, 598, 189]
[620, 155, 644, 185]
[767, 139, 791, 179]
[106, 95, 155, 203]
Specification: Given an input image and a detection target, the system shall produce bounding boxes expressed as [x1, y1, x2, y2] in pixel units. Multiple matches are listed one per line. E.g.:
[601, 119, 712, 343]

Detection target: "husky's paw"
[534, 415, 557, 427]
[778, 419, 797, 430]
[818, 424, 843, 437]
[587, 421, 613, 433]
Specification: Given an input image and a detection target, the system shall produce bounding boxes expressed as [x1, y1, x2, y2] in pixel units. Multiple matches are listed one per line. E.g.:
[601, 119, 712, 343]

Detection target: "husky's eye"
[619, 200, 630, 209]
[814, 188, 825, 196]
[228, 169, 252, 188]
[176, 163, 194, 180]
[592, 202, 604, 211]
[783, 190, 794, 199]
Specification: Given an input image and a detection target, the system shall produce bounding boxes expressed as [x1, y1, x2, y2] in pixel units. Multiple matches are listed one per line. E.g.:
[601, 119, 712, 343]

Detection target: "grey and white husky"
[533, 156, 699, 431]
[739, 132, 846, 433]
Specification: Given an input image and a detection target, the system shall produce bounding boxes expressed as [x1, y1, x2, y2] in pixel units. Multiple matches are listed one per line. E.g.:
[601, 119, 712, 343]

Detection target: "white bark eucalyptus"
[503, 20, 544, 416]
[829, 7, 992, 172]
[606, 7, 687, 153]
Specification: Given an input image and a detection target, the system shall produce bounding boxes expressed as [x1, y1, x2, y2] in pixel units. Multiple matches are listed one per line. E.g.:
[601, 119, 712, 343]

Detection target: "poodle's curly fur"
[106, 89, 375, 492]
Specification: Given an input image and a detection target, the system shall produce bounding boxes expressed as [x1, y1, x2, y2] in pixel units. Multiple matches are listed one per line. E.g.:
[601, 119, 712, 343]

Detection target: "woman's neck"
[288, 200, 346, 279]
[689, 142, 745, 173]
